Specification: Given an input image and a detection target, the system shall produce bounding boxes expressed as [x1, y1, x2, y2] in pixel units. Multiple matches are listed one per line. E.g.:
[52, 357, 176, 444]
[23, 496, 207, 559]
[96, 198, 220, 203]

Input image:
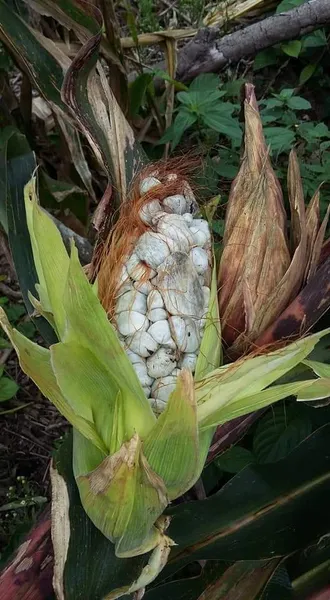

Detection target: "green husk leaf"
[76, 434, 168, 558]
[25, 178, 70, 337]
[196, 330, 330, 426]
[0, 308, 105, 452]
[50, 342, 123, 452]
[62, 243, 156, 436]
[144, 370, 199, 500]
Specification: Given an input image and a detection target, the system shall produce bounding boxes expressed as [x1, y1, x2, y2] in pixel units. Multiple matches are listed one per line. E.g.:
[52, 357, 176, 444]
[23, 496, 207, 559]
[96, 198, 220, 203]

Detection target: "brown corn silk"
[95, 158, 200, 319]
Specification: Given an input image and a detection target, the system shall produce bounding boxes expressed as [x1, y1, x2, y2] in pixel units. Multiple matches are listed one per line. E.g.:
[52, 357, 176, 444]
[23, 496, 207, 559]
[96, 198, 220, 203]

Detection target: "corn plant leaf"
[197, 330, 330, 426]
[0, 309, 105, 452]
[5, 152, 56, 344]
[54, 433, 151, 600]
[62, 243, 156, 435]
[144, 370, 199, 500]
[61, 26, 147, 201]
[164, 425, 330, 570]
[0, 1, 66, 110]
[144, 561, 228, 599]
[200, 379, 330, 429]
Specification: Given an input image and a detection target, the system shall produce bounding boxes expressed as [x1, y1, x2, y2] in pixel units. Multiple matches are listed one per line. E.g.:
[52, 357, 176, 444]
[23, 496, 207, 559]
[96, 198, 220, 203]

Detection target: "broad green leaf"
[159, 109, 197, 149]
[253, 404, 312, 464]
[54, 434, 150, 600]
[62, 244, 156, 435]
[201, 110, 242, 143]
[286, 96, 311, 110]
[165, 425, 330, 566]
[215, 446, 255, 473]
[189, 73, 220, 92]
[129, 72, 153, 116]
[281, 40, 302, 58]
[144, 370, 199, 499]
[302, 29, 327, 49]
[276, 0, 305, 13]
[0, 375, 19, 401]
[253, 49, 278, 71]
[263, 127, 296, 153]
[0, 308, 105, 452]
[299, 63, 317, 85]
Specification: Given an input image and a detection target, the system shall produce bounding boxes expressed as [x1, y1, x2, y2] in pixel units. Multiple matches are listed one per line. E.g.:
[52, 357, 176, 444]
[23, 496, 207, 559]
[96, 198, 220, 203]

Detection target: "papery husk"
[304, 188, 330, 283]
[218, 83, 291, 350]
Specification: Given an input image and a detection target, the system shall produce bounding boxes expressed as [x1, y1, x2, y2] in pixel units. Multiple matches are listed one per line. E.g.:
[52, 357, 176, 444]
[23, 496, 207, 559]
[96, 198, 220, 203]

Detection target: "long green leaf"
[165, 425, 330, 567]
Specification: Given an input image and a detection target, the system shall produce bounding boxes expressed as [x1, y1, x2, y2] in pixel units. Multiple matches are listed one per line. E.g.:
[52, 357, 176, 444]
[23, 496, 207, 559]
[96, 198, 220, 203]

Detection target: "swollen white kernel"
[182, 212, 193, 224]
[139, 176, 161, 194]
[202, 286, 210, 312]
[126, 253, 156, 281]
[152, 375, 177, 402]
[115, 290, 147, 315]
[126, 349, 146, 366]
[148, 397, 167, 415]
[126, 331, 158, 357]
[184, 319, 200, 353]
[156, 252, 205, 317]
[169, 315, 187, 352]
[154, 214, 194, 252]
[134, 280, 153, 295]
[116, 311, 149, 336]
[146, 347, 177, 378]
[179, 353, 197, 371]
[189, 247, 209, 275]
[147, 308, 168, 322]
[163, 194, 187, 215]
[135, 232, 171, 269]
[133, 362, 154, 387]
[143, 386, 151, 399]
[189, 219, 211, 247]
[147, 290, 164, 310]
[139, 199, 162, 225]
[148, 320, 172, 344]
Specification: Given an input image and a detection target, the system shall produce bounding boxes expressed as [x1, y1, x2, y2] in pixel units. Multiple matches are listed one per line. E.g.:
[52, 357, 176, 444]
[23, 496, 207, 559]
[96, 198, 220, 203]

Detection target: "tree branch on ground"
[156, 0, 330, 83]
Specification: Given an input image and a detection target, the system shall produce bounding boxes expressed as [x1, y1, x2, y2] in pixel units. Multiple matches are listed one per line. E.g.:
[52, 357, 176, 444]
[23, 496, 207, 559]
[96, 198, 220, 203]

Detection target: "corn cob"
[97, 167, 212, 414]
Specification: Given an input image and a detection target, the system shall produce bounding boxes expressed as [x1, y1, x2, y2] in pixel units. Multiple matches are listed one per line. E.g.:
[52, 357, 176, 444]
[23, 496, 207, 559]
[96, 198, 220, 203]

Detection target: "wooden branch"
[172, 0, 330, 82]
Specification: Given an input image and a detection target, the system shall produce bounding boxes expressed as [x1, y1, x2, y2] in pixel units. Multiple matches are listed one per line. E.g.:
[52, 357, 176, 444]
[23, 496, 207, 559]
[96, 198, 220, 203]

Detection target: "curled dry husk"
[218, 83, 330, 356]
